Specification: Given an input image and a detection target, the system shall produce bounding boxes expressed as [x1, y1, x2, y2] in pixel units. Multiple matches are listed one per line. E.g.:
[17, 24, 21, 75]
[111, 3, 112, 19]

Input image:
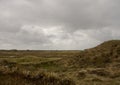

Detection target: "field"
[0, 40, 120, 85]
[0, 50, 78, 85]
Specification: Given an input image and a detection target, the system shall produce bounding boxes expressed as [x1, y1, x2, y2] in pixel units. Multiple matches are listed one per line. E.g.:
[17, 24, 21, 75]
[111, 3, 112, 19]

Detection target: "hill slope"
[64, 40, 120, 85]
[70, 40, 120, 68]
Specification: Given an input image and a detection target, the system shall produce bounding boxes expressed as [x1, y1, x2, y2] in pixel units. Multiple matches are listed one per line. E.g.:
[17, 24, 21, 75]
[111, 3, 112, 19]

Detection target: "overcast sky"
[0, 0, 120, 50]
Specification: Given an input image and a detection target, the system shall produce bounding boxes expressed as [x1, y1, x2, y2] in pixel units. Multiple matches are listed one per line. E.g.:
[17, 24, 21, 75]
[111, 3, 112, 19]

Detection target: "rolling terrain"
[0, 40, 120, 85]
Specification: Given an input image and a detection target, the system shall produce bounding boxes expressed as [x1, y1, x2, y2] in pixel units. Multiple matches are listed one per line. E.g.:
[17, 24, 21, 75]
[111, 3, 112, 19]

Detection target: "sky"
[0, 0, 120, 50]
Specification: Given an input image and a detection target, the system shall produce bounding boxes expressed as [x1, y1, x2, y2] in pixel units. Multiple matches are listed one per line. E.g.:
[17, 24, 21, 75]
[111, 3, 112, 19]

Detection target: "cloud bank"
[0, 0, 120, 50]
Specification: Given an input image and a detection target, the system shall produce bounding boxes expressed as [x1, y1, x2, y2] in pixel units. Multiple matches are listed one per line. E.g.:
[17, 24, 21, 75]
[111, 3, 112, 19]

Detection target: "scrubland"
[0, 40, 120, 85]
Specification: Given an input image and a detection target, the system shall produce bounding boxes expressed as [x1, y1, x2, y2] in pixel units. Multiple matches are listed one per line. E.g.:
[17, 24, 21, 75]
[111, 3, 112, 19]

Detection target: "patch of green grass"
[0, 56, 61, 64]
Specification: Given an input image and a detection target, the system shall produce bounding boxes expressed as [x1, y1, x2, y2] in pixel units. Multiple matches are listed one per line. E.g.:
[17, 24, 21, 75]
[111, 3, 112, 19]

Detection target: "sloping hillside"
[70, 40, 120, 68]
[65, 40, 120, 85]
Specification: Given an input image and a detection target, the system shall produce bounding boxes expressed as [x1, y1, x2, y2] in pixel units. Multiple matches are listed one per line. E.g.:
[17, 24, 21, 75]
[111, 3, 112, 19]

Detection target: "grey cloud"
[0, 0, 120, 30]
[0, 0, 120, 49]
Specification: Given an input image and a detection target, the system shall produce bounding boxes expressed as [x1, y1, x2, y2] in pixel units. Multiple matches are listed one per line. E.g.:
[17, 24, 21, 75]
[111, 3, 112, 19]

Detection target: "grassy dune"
[0, 40, 120, 85]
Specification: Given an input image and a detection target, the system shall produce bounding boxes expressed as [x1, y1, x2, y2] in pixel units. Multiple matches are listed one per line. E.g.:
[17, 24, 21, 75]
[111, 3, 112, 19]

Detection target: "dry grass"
[0, 61, 75, 85]
[0, 40, 120, 85]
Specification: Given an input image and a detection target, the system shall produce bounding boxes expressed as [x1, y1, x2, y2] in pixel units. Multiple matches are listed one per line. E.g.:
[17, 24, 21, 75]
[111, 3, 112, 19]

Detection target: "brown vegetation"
[0, 40, 120, 85]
